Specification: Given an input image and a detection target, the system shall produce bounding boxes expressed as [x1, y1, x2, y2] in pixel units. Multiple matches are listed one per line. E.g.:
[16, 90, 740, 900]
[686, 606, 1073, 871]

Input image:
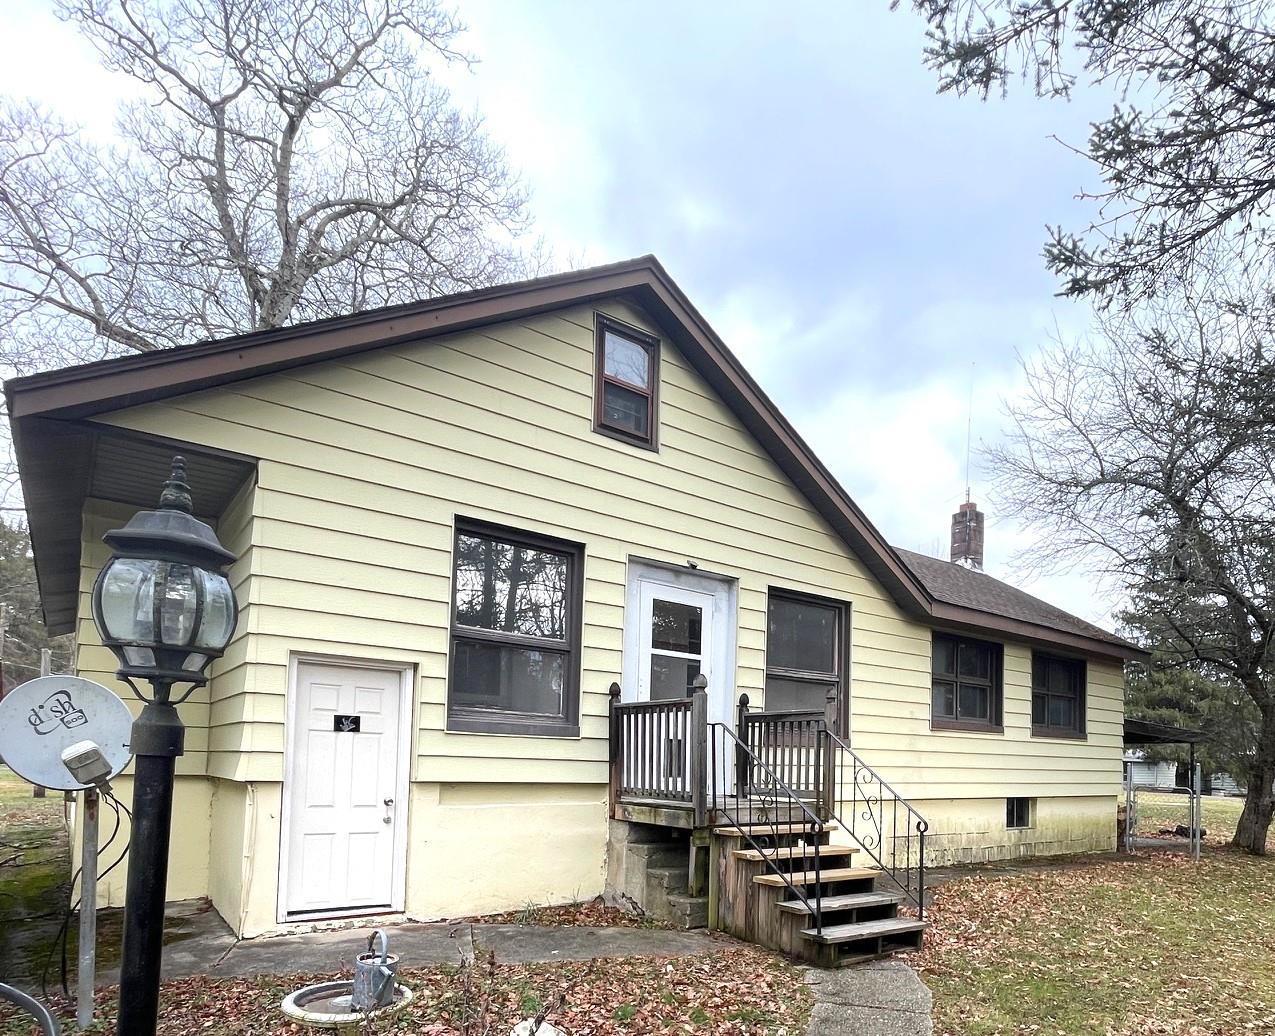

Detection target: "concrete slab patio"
[82, 900, 718, 988]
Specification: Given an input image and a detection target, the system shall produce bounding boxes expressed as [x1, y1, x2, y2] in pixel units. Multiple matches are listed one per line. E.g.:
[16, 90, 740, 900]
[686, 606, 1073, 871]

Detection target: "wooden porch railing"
[607, 679, 930, 917]
[608, 679, 708, 826]
[737, 694, 825, 802]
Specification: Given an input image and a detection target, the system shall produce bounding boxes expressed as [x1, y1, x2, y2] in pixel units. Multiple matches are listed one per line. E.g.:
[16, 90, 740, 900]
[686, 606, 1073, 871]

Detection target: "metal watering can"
[352, 929, 399, 1010]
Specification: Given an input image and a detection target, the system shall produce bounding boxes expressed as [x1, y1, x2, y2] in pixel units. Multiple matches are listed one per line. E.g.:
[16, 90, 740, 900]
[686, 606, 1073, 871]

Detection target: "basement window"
[594, 314, 660, 448]
[1007, 797, 1034, 830]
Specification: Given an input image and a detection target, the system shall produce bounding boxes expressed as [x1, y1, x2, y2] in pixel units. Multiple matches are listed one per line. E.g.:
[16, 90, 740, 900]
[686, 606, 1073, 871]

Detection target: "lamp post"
[91, 457, 238, 1036]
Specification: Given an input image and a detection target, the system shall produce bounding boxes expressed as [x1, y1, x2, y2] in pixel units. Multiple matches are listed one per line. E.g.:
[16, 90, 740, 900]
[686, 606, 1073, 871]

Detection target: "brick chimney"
[950, 500, 984, 569]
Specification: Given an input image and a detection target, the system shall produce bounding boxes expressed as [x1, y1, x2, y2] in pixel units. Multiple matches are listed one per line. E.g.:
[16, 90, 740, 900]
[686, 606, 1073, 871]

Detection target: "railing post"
[734, 692, 750, 802]
[917, 820, 928, 920]
[821, 687, 838, 821]
[690, 675, 709, 828]
[607, 682, 621, 818]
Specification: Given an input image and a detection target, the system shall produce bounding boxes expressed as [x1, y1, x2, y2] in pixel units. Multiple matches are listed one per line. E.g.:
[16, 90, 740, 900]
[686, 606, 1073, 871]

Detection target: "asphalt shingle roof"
[893, 547, 1140, 654]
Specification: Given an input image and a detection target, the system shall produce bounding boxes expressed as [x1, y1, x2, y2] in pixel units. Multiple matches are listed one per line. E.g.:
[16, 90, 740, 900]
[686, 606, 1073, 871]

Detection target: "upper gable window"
[594, 314, 660, 448]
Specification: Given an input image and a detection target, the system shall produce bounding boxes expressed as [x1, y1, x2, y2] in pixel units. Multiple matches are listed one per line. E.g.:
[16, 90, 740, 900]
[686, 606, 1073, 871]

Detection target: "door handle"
[383, 797, 394, 825]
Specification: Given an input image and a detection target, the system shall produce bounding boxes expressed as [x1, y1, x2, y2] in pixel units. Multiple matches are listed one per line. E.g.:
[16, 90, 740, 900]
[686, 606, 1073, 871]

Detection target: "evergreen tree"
[0, 518, 72, 693]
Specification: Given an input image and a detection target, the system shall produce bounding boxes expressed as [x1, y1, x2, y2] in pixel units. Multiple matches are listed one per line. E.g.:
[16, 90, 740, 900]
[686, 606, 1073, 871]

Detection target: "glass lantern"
[91, 457, 239, 687]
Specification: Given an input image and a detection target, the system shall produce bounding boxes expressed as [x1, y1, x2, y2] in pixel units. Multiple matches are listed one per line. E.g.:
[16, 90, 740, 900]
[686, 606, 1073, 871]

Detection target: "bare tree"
[990, 291, 1275, 852]
[0, 0, 533, 375]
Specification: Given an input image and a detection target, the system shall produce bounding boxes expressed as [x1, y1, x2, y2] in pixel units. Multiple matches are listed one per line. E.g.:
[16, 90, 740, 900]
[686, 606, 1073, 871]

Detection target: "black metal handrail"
[710, 721, 827, 933]
[821, 727, 929, 918]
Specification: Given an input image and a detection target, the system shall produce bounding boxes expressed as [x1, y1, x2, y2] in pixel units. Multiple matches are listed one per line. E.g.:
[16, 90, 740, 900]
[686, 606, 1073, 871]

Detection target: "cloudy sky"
[0, 1, 1123, 625]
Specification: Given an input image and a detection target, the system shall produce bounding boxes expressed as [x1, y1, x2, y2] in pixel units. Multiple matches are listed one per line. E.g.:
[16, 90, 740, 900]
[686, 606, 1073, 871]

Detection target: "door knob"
[382, 797, 394, 824]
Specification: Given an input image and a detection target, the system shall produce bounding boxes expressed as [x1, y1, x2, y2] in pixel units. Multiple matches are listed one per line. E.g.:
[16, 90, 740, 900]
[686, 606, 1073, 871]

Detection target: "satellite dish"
[0, 676, 133, 791]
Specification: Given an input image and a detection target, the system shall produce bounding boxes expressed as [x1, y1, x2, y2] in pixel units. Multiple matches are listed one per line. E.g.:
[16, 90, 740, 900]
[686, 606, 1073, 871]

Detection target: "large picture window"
[1032, 653, 1086, 739]
[764, 590, 847, 730]
[448, 520, 583, 736]
[931, 633, 1003, 732]
[594, 314, 660, 448]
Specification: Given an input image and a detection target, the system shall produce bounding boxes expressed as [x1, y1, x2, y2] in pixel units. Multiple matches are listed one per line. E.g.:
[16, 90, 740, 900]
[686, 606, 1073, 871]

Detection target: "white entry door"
[284, 661, 405, 918]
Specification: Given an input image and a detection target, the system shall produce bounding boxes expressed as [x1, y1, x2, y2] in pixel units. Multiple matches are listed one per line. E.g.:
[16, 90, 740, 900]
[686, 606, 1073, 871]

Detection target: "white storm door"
[636, 582, 716, 704]
[286, 662, 403, 917]
[629, 581, 714, 797]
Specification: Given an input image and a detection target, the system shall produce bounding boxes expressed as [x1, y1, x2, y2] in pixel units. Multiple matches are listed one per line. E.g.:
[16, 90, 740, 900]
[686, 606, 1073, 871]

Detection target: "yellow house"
[8, 257, 1143, 963]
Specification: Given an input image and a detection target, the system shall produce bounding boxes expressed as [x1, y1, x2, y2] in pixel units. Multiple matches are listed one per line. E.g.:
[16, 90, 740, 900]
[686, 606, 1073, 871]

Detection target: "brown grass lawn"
[918, 794, 1275, 1036]
[0, 946, 814, 1035]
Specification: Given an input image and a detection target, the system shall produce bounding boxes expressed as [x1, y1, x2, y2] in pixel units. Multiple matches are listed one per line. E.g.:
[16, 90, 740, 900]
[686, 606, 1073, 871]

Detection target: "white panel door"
[285, 662, 402, 917]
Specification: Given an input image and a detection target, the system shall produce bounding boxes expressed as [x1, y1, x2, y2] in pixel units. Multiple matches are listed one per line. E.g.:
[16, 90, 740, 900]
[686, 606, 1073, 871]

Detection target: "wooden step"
[775, 890, 904, 915]
[715, 823, 833, 838]
[801, 917, 928, 944]
[753, 866, 878, 888]
[733, 845, 858, 862]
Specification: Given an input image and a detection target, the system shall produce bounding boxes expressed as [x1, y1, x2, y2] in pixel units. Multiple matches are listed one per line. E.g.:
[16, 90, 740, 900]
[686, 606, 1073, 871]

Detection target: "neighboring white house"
[1123, 751, 1177, 790]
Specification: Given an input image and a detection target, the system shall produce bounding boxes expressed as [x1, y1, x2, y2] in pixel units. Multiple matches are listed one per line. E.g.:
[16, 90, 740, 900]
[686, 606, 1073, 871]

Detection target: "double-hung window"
[931, 633, 1003, 732]
[1032, 653, 1086, 738]
[764, 590, 847, 730]
[448, 520, 583, 736]
[594, 314, 660, 448]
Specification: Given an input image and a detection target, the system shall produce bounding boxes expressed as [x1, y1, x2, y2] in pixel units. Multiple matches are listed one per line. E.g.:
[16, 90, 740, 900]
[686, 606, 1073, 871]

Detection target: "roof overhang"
[930, 602, 1149, 664]
[1124, 717, 1207, 746]
[6, 255, 1136, 660]
[11, 418, 255, 635]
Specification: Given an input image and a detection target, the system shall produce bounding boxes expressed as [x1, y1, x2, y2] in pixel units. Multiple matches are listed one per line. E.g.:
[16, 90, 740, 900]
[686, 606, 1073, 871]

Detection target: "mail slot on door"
[333, 714, 361, 732]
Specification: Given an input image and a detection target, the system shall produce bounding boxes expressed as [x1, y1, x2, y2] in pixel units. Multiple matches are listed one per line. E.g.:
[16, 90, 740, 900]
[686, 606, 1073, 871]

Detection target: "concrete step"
[775, 890, 905, 915]
[665, 892, 709, 930]
[626, 841, 687, 869]
[645, 865, 690, 893]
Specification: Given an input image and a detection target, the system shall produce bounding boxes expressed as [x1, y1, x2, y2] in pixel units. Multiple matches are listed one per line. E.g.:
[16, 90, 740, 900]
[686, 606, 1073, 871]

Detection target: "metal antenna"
[964, 363, 975, 503]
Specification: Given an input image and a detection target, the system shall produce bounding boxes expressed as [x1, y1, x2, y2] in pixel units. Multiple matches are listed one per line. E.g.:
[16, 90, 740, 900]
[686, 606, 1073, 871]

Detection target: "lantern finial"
[158, 456, 193, 514]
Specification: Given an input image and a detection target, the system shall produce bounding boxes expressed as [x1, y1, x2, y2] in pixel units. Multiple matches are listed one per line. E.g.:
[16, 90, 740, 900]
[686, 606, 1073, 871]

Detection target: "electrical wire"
[41, 791, 123, 1001]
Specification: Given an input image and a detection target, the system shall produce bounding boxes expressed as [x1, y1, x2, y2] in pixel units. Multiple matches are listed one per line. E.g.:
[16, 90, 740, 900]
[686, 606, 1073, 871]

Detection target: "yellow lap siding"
[84, 297, 1124, 803]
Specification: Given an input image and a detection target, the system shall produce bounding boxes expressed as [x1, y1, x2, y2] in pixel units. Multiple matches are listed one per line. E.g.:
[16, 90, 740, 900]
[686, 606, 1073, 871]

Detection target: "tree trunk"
[1232, 707, 1275, 854]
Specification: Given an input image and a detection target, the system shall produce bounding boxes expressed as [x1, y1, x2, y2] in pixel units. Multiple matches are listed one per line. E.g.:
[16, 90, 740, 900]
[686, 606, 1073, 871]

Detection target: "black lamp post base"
[117, 702, 183, 1036]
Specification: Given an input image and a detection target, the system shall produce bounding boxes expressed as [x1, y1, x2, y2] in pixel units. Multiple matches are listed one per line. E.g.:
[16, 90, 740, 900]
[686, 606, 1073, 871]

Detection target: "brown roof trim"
[7, 254, 1136, 661]
[6, 259, 662, 420]
[929, 603, 1147, 663]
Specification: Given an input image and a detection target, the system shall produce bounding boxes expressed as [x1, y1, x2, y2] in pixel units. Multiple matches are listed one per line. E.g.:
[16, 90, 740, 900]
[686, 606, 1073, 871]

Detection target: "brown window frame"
[1031, 652, 1087, 740]
[593, 313, 660, 450]
[763, 588, 850, 735]
[447, 517, 584, 737]
[930, 632, 1004, 733]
